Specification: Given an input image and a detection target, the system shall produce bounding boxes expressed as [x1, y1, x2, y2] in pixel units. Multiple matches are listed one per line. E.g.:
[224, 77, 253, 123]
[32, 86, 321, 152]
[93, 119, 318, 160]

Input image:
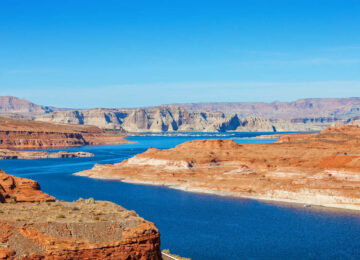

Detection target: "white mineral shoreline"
[74, 172, 360, 212]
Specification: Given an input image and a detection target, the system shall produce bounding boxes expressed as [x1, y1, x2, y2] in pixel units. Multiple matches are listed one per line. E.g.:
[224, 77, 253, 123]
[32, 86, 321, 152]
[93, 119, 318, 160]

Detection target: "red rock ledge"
[0, 170, 161, 259]
[0, 116, 131, 149]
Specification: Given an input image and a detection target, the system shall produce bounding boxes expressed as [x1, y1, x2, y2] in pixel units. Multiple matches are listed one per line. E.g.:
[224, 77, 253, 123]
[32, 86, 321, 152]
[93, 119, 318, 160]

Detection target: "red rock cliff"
[0, 116, 130, 149]
[0, 170, 162, 259]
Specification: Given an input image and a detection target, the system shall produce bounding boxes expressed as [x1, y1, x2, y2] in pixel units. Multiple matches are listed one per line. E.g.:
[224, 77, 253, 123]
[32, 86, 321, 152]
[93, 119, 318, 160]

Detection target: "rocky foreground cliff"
[0, 169, 161, 259]
[76, 125, 360, 210]
[0, 116, 130, 149]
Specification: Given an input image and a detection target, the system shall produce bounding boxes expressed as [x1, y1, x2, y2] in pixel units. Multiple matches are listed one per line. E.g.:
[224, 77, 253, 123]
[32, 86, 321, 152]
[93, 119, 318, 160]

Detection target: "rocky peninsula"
[76, 125, 360, 210]
[0, 149, 94, 160]
[0, 169, 161, 259]
[0, 116, 130, 149]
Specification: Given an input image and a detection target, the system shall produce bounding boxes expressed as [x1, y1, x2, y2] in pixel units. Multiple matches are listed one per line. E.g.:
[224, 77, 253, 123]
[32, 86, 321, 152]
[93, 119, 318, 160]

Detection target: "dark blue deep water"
[1, 133, 360, 260]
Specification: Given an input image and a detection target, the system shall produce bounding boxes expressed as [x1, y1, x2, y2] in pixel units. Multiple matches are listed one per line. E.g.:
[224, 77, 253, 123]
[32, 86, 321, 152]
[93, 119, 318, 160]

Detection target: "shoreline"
[74, 172, 360, 213]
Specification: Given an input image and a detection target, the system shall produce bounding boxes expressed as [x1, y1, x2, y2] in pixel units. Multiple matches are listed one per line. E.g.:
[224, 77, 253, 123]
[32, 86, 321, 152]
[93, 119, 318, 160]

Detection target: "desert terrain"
[76, 125, 360, 210]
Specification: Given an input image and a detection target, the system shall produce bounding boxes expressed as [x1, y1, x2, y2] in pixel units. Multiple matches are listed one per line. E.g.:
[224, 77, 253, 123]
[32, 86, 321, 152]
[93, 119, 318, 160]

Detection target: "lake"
[1, 133, 360, 260]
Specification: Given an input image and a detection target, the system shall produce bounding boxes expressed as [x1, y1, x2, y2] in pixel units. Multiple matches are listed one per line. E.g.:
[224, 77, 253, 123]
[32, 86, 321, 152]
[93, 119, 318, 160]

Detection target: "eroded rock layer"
[0, 170, 161, 259]
[0, 149, 93, 160]
[0, 116, 130, 149]
[0, 169, 55, 203]
[34, 106, 324, 132]
[0, 200, 161, 260]
[76, 125, 360, 210]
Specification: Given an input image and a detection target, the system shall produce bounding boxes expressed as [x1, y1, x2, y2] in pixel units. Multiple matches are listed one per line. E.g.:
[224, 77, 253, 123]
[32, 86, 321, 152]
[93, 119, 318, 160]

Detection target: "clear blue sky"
[0, 0, 359, 108]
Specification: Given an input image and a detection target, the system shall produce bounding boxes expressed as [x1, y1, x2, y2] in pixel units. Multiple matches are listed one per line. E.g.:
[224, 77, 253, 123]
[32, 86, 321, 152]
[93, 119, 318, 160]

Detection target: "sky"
[0, 0, 359, 108]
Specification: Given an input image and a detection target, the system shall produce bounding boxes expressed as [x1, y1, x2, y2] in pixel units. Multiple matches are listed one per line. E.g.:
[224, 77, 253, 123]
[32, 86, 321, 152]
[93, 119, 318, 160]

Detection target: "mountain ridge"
[1, 96, 360, 132]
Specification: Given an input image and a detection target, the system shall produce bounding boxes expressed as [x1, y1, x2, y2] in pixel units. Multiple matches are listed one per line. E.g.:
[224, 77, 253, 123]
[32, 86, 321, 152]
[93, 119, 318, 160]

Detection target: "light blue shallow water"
[1, 133, 360, 260]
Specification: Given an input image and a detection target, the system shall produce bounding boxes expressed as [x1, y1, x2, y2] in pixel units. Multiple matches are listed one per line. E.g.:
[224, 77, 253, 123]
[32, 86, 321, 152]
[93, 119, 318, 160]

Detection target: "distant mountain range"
[1, 96, 359, 132]
[173, 98, 360, 119]
[0, 96, 68, 115]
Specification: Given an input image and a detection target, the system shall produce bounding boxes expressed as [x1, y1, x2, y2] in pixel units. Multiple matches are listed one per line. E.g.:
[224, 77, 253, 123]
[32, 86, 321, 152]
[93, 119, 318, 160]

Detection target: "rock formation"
[2, 96, 360, 132]
[76, 125, 360, 210]
[0, 169, 55, 203]
[0, 170, 162, 259]
[176, 97, 360, 119]
[0, 116, 130, 149]
[0, 149, 94, 160]
[0, 96, 62, 115]
[34, 106, 323, 132]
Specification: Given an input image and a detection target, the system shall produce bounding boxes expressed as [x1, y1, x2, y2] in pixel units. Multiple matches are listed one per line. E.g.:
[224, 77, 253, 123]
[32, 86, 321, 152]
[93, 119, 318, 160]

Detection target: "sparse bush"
[56, 214, 66, 219]
[162, 249, 191, 260]
[85, 198, 95, 204]
[8, 196, 17, 204]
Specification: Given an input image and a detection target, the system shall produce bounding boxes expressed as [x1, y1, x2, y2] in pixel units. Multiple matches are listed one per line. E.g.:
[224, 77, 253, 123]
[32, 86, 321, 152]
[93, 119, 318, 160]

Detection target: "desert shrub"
[85, 198, 95, 204]
[162, 249, 191, 260]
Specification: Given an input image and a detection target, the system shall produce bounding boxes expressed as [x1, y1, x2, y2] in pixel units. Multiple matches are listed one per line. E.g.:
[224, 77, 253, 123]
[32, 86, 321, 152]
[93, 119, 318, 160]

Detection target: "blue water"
[1, 133, 360, 260]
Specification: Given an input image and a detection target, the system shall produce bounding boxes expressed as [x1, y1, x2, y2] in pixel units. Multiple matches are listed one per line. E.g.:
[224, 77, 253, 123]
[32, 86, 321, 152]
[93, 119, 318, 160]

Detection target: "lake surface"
[1, 133, 360, 260]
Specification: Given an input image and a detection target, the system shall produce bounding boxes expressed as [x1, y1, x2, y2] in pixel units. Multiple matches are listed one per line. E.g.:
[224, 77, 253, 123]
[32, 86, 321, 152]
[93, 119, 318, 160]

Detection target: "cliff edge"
[0, 170, 161, 259]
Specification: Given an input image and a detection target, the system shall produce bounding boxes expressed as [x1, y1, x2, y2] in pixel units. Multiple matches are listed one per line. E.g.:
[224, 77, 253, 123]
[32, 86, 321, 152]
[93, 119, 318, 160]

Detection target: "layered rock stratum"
[2, 96, 360, 132]
[34, 107, 324, 132]
[176, 97, 360, 119]
[0, 116, 130, 149]
[0, 96, 65, 115]
[0, 170, 161, 259]
[0, 169, 55, 203]
[0, 149, 93, 160]
[76, 125, 360, 210]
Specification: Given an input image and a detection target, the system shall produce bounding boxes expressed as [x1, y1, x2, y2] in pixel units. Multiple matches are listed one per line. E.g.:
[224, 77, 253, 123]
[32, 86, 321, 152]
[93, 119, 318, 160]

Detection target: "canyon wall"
[2, 96, 360, 133]
[34, 106, 324, 132]
[0, 116, 130, 149]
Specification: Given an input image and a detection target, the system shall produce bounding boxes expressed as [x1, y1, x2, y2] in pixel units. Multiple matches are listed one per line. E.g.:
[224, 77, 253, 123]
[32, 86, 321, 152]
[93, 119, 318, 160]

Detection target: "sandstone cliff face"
[0, 116, 130, 149]
[0, 169, 55, 203]
[0, 170, 162, 259]
[0, 201, 161, 260]
[35, 106, 227, 132]
[3, 96, 356, 132]
[76, 125, 360, 210]
[34, 106, 324, 132]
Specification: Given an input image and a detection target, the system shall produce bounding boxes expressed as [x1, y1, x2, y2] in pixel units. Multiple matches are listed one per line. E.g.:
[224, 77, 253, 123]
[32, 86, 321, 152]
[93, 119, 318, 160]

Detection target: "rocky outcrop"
[0, 96, 61, 115]
[0, 169, 55, 203]
[34, 106, 324, 132]
[35, 106, 228, 132]
[3, 96, 360, 132]
[0, 201, 161, 260]
[76, 125, 360, 210]
[0, 149, 94, 160]
[0, 116, 130, 149]
[0, 170, 162, 259]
